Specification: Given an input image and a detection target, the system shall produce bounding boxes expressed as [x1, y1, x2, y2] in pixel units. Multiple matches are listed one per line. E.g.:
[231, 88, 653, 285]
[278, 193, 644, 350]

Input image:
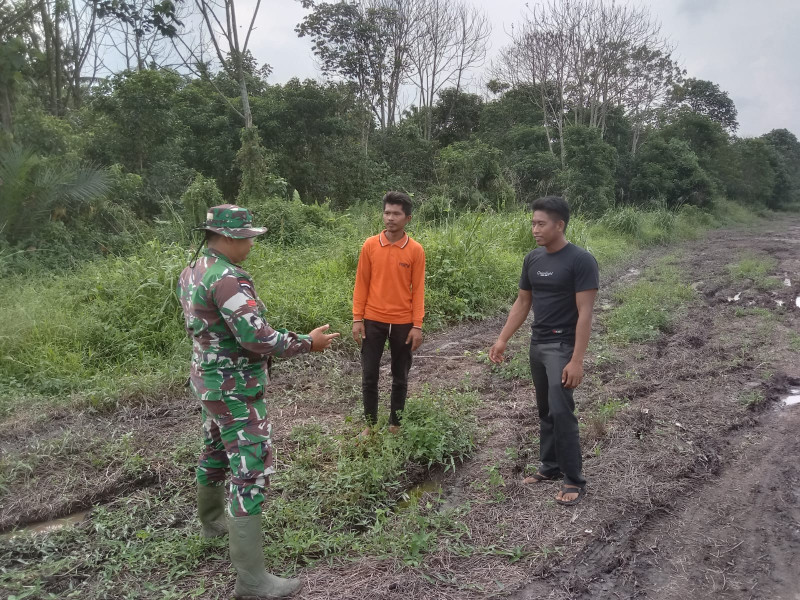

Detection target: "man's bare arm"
[561, 289, 597, 388]
[489, 289, 533, 363]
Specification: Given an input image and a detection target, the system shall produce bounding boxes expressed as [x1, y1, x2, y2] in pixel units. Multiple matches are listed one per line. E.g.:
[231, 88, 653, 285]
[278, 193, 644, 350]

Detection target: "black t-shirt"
[519, 242, 599, 343]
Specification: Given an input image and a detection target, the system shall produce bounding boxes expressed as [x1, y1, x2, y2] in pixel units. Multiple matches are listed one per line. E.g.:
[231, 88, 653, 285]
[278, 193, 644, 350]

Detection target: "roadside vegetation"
[2, 0, 800, 597]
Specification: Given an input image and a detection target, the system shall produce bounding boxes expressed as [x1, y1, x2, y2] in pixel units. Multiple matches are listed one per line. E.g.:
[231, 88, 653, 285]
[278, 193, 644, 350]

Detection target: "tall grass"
[0, 201, 751, 407]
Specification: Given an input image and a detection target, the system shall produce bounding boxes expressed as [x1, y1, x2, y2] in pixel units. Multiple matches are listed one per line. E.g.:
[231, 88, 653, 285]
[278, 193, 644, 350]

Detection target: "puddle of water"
[397, 480, 442, 510]
[784, 388, 800, 407]
[0, 510, 90, 541]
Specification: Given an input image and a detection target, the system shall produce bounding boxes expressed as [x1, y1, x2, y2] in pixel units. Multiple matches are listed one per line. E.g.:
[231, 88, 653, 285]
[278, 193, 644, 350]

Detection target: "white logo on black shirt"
[537, 271, 554, 277]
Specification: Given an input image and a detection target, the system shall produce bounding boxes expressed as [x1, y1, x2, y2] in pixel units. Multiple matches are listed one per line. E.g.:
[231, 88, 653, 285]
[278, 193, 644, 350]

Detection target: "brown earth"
[1, 217, 799, 599]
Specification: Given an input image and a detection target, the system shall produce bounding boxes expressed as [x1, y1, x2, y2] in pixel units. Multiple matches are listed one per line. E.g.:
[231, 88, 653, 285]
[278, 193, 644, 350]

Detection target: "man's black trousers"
[529, 340, 586, 487]
[361, 319, 413, 426]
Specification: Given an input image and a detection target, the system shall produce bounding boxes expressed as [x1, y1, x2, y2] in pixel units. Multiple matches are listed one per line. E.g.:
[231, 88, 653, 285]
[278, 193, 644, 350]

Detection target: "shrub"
[180, 173, 223, 227]
[599, 206, 642, 238]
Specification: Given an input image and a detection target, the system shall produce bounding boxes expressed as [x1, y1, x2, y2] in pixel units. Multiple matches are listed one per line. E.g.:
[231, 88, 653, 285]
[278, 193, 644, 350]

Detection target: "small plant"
[789, 332, 800, 353]
[738, 390, 765, 408]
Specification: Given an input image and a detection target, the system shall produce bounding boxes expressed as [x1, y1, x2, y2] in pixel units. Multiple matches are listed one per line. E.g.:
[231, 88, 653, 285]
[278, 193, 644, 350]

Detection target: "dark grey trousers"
[529, 341, 586, 487]
[361, 319, 413, 426]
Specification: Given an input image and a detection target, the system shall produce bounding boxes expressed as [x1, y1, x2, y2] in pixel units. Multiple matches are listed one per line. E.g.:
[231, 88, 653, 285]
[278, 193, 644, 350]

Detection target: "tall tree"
[191, 0, 261, 128]
[297, 0, 421, 130]
[496, 0, 676, 164]
[408, 0, 490, 140]
[669, 78, 738, 133]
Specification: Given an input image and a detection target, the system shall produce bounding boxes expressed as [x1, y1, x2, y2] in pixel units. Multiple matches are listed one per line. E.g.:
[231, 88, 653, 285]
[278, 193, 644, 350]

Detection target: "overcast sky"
[248, 0, 800, 138]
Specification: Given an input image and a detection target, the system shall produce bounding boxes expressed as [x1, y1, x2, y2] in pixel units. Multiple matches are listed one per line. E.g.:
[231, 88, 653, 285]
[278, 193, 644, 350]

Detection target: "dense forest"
[2, 0, 799, 276]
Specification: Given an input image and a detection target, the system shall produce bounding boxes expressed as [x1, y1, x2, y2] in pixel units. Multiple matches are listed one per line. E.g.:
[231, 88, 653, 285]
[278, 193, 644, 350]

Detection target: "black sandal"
[556, 484, 586, 506]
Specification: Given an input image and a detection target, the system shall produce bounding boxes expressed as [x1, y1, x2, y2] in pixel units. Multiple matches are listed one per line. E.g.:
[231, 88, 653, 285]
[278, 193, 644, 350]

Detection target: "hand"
[352, 321, 365, 346]
[309, 324, 340, 352]
[561, 360, 584, 389]
[405, 327, 423, 352]
[488, 339, 507, 364]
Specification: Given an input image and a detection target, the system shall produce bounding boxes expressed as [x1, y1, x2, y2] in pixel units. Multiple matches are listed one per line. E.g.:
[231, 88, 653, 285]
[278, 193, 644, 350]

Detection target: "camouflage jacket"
[177, 247, 311, 400]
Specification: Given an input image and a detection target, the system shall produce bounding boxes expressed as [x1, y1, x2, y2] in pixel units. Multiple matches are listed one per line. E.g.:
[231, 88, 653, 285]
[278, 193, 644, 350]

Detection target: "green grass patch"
[738, 390, 765, 408]
[0, 388, 478, 598]
[605, 262, 696, 343]
[789, 332, 800, 352]
[727, 253, 782, 291]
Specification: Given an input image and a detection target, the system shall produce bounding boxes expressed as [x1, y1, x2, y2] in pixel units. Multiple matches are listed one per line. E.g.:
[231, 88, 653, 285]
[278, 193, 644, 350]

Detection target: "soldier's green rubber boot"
[197, 484, 228, 538]
[229, 515, 302, 599]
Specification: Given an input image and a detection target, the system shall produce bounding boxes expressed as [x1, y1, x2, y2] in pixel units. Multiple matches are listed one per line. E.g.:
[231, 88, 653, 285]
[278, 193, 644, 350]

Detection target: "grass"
[0, 201, 747, 411]
[738, 390, 765, 408]
[726, 252, 782, 291]
[0, 388, 479, 598]
[789, 332, 800, 353]
[604, 260, 697, 343]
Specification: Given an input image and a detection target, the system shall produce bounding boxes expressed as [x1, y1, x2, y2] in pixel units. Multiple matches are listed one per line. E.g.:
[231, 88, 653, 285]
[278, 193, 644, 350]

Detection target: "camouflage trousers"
[195, 391, 274, 517]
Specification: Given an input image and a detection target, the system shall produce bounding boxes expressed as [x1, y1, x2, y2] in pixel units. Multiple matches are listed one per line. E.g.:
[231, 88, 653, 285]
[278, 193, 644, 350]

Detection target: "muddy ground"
[1, 218, 799, 599]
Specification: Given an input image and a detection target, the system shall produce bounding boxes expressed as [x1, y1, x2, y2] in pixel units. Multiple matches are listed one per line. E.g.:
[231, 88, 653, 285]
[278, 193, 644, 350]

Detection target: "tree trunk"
[0, 84, 12, 131]
[40, 2, 58, 115]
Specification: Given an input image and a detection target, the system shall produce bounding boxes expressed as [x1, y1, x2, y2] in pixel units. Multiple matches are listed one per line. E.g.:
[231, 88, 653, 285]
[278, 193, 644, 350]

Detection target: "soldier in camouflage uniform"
[178, 204, 338, 599]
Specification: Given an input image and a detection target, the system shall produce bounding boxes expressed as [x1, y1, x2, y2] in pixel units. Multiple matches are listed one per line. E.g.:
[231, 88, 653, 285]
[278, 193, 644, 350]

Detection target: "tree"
[86, 69, 185, 173]
[192, 0, 262, 128]
[760, 128, 800, 208]
[408, 0, 490, 140]
[725, 138, 776, 207]
[433, 138, 513, 209]
[430, 87, 482, 146]
[669, 78, 738, 133]
[0, 145, 110, 244]
[297, 0, 419, 130]
[630, 136, 713, 208]
[496, 0, 676, 163]
[558, 125, 617, 214]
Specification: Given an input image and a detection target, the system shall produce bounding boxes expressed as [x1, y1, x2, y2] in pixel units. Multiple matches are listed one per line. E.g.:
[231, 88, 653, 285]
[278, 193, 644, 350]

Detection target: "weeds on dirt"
[726, 253, 782, 291]
[604, 262, 696, 343]
[789, 332, 800, 352]
[583, 398, 629, 443]
[738, 390, 766, 408]
[0, 388, 479, 599]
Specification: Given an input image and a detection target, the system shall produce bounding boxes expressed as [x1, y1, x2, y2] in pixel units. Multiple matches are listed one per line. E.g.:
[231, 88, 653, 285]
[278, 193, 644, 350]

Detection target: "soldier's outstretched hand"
[310, 324, 340, 352]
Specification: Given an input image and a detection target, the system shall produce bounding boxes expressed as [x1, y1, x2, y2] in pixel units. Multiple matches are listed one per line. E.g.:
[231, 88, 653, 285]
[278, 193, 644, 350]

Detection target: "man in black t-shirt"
[490, 196, 598, 506]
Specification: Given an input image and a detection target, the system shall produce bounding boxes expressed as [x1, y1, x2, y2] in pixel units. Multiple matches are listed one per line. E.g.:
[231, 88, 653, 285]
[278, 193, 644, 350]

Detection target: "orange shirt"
[353, 231, 425, 327]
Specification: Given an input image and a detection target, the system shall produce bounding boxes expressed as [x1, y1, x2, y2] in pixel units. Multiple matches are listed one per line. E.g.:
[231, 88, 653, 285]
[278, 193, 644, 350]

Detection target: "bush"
[247, 196, 344, 246]
[180, 173, 223, 227]
[630, 137, 714, 208]
[599, 207, 642, 238]
[559, 125, 618, 216]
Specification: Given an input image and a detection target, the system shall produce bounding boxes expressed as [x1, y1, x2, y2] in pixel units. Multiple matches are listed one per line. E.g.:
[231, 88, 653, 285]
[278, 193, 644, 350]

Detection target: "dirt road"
[1, 217, 798, 599]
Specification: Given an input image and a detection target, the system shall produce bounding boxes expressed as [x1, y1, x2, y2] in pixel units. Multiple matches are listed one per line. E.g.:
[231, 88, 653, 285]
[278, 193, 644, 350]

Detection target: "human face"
[228, 236, 255, 264]
[531, 210, 564, 248]
[383, 202, 411, 235]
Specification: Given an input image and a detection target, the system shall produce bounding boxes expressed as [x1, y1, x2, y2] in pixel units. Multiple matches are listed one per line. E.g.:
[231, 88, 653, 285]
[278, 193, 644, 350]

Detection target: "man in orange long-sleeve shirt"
[352, 191, 425, 436]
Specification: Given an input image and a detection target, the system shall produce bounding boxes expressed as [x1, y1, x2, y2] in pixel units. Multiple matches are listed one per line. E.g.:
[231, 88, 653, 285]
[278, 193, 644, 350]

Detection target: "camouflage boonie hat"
[195, 204, 267, 239]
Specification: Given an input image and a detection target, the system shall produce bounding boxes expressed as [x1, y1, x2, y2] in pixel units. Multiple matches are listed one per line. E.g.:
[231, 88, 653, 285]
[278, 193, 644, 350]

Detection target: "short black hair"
[383, 191, 413, 216]
[531, 195, 570, 231]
